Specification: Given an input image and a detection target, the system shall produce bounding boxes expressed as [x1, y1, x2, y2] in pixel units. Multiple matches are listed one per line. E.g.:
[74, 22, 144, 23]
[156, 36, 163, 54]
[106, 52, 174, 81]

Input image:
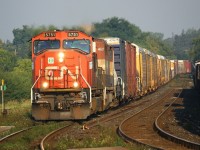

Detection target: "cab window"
[63, 39, 90, 53]
[34, 40, 60, 54]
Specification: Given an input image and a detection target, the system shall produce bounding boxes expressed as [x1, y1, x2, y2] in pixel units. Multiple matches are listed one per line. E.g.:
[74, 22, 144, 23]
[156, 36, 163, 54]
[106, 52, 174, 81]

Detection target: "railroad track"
[155, 93, 200, 149]
[39, 89, 173, 149]
[83, 89, 174, 129]
[39, 78, 198, 149]
[0, 127, 32, 143]
[39, 122, 75, 149]
[118, 88, 200, 150]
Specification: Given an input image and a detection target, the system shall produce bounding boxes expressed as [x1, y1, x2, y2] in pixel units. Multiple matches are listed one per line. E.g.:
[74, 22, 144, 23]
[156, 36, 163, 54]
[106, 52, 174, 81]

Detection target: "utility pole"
[1, 79, 7, 115]
[1, 79, 4, 114]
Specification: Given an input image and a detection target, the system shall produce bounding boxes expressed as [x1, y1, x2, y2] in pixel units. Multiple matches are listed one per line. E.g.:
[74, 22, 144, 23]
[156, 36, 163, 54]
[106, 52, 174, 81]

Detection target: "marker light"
[73, 81, 79, 88]
[42, 82, 48, 88]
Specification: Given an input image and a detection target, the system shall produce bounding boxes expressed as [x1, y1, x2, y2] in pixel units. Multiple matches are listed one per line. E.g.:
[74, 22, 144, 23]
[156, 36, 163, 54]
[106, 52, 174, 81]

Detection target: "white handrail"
[79, 59, 92, 108]
[31, 72, 41, 103]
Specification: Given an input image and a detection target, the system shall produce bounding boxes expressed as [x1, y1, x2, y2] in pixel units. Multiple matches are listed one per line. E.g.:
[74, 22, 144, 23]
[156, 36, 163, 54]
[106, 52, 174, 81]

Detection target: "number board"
[44, 32, 56, 37]
[48, 57, 54, 64]
[68, 32, 79, 37]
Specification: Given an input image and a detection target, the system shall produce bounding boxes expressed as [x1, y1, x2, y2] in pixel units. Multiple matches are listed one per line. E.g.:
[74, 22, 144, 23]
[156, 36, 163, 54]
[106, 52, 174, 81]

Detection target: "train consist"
[31, 30, 191, 120]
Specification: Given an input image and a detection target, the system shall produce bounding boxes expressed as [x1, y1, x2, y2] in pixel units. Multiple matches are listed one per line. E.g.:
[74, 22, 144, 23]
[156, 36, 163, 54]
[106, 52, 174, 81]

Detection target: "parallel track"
[155, 93, 200, 149]
[0, 127, 32, 143]
[118, 88, 199, 149]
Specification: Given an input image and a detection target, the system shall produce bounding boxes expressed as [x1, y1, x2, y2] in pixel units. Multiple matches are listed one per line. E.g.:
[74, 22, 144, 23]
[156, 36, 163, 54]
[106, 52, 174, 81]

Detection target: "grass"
[54, 125, 147, 150]
[0, 100, 147, 150]
[0, 100, 33, 131]
[0, 100, 68, 150]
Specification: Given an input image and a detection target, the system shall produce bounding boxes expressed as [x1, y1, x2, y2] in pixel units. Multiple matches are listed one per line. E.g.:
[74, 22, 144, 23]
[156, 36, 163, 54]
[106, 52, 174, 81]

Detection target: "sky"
[0, 0, 200, 41]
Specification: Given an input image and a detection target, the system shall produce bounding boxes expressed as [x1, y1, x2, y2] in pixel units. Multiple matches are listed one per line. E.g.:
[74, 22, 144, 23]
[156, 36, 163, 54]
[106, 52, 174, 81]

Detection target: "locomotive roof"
[31, 30, 92, 39]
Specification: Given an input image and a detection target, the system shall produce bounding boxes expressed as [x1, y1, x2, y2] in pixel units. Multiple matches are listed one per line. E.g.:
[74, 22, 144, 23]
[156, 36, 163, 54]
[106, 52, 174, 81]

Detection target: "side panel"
[145, 51, 151, 91]
[125, 42, 136, 97]
[174, 60, 178, 75]
[133, 43, 142, 96]
[157, 57, 161, 87]
[170, 60, 175, 78]
[178, 60, 184, 74]
[141, 48, 147, 94]
[152, 55, 157, 90]
[104, 38, 126, 98]
[95, 39, 114, 88]
[184, 60, 191, 73]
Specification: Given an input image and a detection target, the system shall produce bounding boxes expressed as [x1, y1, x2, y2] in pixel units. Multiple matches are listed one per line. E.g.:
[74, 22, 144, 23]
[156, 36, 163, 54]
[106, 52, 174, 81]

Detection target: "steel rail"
[0, 127, 32, 143]
[40, 123, 74, 150]
[154, 90, 200, 150]
[117, 89, 176, 149]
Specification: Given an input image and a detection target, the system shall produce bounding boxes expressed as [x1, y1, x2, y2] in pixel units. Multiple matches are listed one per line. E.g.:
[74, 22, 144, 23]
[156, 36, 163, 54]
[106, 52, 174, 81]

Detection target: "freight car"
[31, 30, 191, 120]
[178, 60, 192, 74]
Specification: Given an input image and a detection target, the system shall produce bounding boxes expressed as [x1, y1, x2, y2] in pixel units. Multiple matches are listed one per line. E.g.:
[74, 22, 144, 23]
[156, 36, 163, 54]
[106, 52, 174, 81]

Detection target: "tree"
[192, 36, 200, 61]
[171, 28, 200, 60]
[0, 49, 17, 71]
[91, 17, 173, 57]
[13, 25, 33, 58]
[12, 25, 60, 58]
[1, 59, 32, 100]
[91, 17, 142, 43]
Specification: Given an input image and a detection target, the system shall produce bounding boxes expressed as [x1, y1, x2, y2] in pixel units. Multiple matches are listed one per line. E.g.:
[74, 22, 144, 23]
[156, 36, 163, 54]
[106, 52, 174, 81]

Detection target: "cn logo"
[44, 66, 79, 80]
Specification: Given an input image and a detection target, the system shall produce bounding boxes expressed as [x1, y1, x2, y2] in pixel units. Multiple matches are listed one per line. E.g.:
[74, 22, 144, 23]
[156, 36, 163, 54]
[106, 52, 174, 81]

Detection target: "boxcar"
[166, 59, 171, 82]
[170, 60, 175, 79]
[132, 43, 142, 97]
[178, 60, 185, 74]
[151, 52, 158, 91]
[125, 41, 136, 98]
[144, 49, 151, 92]
[140, 47, 148, 95]
[174, 60, 178, 76]
[103, 38, 126, 100]
[184, 60, 192, 73]
[157, 55, 166, 85]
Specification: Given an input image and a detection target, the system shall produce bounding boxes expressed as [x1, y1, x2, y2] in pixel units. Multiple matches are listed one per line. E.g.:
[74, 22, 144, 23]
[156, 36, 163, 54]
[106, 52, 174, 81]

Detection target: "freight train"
[31, 30, 191, 120]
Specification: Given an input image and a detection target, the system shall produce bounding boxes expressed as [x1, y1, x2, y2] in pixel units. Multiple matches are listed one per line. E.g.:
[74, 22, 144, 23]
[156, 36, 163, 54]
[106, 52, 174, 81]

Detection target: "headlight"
[58, 52, 64, 63]
[59, 57, 64, 63]
[73, 81, 79, 88]
[42, 82, 48, 88]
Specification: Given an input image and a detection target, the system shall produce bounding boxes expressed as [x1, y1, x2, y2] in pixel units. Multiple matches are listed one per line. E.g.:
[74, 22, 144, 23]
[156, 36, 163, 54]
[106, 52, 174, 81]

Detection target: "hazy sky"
[0, 0, 200, 41]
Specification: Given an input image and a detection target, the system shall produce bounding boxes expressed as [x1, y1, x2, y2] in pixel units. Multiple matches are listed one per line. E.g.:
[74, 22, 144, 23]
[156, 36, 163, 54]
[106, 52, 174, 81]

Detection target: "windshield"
[34, 40, 60, 54]
[63, 39, 90, 53]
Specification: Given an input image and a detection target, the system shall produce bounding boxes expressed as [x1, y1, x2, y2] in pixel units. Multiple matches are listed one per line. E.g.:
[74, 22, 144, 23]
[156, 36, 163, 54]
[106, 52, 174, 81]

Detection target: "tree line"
[0, 17, 199, 101]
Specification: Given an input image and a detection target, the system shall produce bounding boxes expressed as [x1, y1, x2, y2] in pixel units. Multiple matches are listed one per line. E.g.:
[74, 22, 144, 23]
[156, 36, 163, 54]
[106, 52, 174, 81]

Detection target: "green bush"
[0, 58, 32, 101]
